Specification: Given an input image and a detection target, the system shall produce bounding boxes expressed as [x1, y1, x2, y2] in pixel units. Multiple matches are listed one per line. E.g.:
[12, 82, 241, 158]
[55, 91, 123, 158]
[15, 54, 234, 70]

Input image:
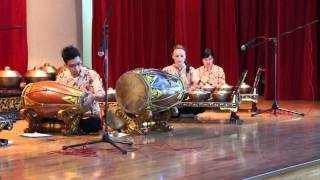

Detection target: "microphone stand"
[247, 19, 319, 117]
[62, 6, 133, 154]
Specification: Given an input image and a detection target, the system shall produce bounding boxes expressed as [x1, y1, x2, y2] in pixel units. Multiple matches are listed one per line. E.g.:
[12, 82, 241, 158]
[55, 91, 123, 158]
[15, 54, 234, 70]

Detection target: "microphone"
[241, 42, 251, 51]
[98, 36, 105, 57]
[98, 49, 104, 57]
[98, 4, 112, 57]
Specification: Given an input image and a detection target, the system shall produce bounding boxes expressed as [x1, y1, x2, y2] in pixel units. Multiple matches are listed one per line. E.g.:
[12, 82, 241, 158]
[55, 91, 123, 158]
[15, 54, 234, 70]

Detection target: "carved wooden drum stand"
[20, 81, 90, 135]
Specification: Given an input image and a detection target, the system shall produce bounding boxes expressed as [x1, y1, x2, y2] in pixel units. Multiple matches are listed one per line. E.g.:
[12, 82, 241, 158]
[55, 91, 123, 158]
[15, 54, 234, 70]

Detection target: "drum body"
[116, 69, 185, 114]
[21, 81, 89, 118]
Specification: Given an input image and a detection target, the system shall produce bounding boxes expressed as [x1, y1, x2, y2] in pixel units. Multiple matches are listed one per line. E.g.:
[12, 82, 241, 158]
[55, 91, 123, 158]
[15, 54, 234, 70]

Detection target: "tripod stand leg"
[251, 107, 274, 117]
[277, 107, 304, 116]
[62, 132, 132, 154]
[111, 138, 133, 145]
[63, 140, 128, 154]
[104, 138, 128, 154]
[252, 106, 304, 117]
[62, 139, 101, 150]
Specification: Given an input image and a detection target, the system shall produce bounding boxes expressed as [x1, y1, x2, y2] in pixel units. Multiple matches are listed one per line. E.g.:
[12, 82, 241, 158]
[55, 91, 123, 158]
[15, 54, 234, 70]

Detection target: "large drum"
[21, 81, 90, 118]
[116, 68, 185, 114]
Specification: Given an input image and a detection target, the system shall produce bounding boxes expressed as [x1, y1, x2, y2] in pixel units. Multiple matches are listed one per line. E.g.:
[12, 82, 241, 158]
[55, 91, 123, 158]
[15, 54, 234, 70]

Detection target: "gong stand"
[247, 20, 319, 117]
[0, 117, 13, 147]
[0, 25, 22, 147]
[62, 4, 133, 154]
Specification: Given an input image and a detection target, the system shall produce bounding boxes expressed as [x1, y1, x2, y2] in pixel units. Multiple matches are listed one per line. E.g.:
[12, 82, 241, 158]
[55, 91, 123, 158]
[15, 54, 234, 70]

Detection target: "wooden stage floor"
[1, 100, 320, 179]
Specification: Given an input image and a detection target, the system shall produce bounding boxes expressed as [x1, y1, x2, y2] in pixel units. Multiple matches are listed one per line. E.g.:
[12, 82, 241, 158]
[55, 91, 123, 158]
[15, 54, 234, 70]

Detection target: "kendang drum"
[20, 81, 91, 135]
[116, 68, 185, 114]
[21, 81, 90, 117]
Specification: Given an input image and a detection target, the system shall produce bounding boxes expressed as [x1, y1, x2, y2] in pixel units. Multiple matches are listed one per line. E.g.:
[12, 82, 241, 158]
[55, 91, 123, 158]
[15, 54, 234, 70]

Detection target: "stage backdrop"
[92, 0, 319, 100]
[0, 0, 28, 74]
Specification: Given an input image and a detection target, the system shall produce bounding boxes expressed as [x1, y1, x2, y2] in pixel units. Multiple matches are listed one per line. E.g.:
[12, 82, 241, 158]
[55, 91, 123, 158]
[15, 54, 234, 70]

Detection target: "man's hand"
[83, 93, 96, 107]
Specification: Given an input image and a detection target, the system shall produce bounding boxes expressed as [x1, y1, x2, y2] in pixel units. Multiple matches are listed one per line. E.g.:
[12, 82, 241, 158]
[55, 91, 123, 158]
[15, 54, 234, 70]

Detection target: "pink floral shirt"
[56, 66, 105, 117]
[197, 64, 226, 89]
[163, 64, 199, 92]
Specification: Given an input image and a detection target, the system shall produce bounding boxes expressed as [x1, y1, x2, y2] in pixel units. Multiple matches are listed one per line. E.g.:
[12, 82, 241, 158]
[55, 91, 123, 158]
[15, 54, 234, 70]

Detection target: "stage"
[1, 100, 320, 179]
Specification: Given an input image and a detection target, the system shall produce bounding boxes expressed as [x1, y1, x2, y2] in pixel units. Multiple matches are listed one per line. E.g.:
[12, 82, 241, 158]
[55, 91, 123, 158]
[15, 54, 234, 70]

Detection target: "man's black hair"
[61, 45, 81, 63]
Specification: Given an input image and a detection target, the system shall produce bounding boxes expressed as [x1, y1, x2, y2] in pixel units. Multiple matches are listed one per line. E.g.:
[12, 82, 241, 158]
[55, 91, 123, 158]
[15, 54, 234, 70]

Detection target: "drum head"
[116, 72, 149, 114]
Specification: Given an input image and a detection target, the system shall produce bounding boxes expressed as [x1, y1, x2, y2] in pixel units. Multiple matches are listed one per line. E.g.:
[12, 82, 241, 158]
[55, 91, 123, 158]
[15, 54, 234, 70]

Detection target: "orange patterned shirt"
[197, 64, 226, 89]
[163, 64, 199, 92]
[56, 66, 105, 117]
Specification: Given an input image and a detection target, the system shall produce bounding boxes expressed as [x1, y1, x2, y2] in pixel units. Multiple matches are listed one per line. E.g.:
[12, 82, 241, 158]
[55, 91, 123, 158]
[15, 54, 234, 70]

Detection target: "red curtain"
[92, 0, 320, 100]
[0, 0, 28, 74]
[92, 0, 174, 87]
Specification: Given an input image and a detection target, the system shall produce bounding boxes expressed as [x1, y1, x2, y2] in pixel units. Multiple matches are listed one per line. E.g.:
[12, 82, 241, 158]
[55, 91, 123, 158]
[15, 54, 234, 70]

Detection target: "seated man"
[56, 45, 106, 134]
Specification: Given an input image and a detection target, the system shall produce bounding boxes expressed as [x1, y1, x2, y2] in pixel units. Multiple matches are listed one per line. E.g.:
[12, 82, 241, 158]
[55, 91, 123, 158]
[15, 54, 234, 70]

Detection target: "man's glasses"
[67, 62, 81, 68]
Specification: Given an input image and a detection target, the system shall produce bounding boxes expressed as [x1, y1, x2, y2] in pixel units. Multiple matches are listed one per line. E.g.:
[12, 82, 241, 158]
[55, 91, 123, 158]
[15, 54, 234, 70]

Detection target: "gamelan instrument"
[21, 81, 90, 118]
[20, 81, 91, 135]
[116, 68, 185, 114]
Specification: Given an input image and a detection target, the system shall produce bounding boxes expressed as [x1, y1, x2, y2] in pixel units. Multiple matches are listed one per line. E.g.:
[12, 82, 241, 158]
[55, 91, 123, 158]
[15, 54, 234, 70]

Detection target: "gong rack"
[177, 94, 240, 112]
[0, 117, 14, 147]
[0, 89, 22, 120]
[178, 68, 263, 114]
[176, 70, 248, 122]
[105, 68, 265, 123]
[239, 68, 264, 112]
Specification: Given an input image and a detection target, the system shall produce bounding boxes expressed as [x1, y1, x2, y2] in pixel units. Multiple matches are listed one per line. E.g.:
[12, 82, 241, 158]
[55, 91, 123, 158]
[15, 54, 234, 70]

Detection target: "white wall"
[82, 0, 92, 68]
[27, 0, 83, 70]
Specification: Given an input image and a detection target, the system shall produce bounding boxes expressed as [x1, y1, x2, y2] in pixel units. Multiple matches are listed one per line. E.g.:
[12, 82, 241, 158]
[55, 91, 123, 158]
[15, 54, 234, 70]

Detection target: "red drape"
[92, 0, 174, 87]
[0, 0, 28, 74]
[92, 0, 320, 100]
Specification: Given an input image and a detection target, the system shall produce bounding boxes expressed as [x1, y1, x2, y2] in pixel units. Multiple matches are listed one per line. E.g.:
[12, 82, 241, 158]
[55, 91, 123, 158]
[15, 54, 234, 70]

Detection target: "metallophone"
[177, 69, 249, 123]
